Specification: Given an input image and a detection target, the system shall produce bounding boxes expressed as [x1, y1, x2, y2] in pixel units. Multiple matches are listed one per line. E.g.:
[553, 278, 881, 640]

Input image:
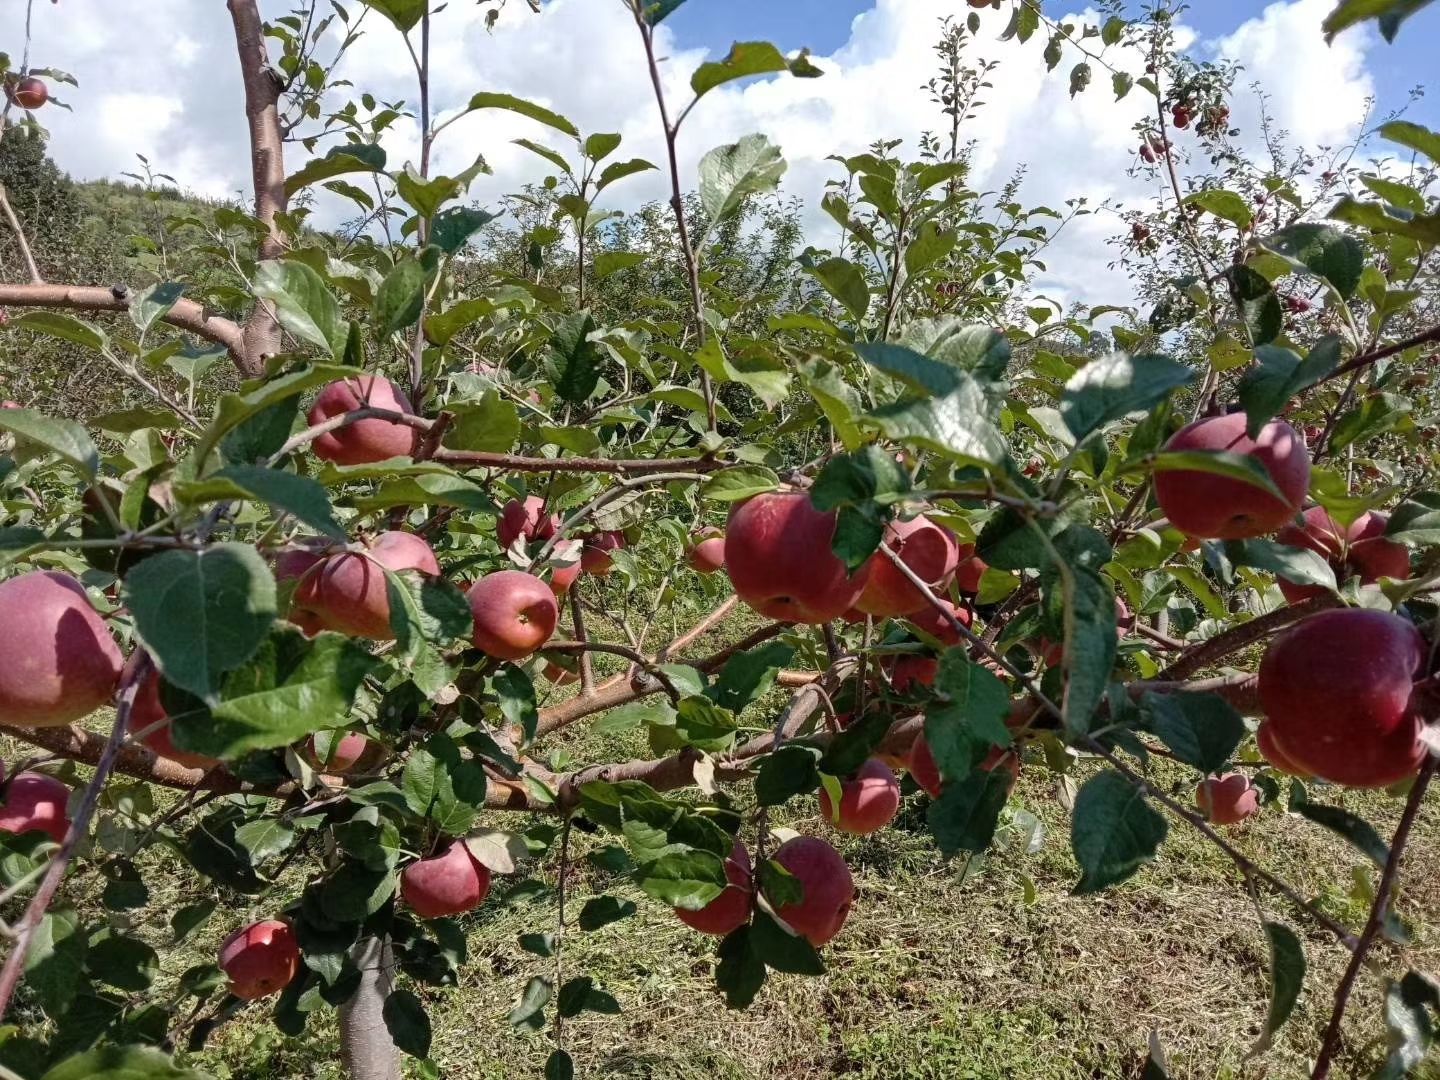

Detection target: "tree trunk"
[339, 936, 402, 1080]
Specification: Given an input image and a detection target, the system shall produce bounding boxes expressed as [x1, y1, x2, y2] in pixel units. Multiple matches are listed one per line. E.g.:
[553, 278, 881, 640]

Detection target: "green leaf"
[1380, 119, 1440, 163]
[464, 92, 578, 137]
[1112, 71, 1134, 100]
[810, 445, 911, 510]
[177, 465, 345, 539]
[755, 745, 823, 807]
[383, 988, 432, 1058]
[924, 653, 1013, 784]
[1060, 352, 1195, 441]
[1250, 922, 1306, 1054]
[544, 311, 602, 403]
[867, 376, 1009, 468]
[1183, 190, 1254, 229]
[905, 220, 957, 276]
[1331, 392, 1413, 452]
[252, 261, 346, 357]
[1068, 61, 1092, 97]
[710, 642, 795, 714]
[123, 544, 277, 700]
[373, 257, 430, 338]
[716, 926, 766, 1009]
[595, 158, 657, 191]
[285, 142, 387, 197]
[129, 282, 187, 333]
[927, 770, 1015, 856]
[12, 310, 107, 352]
[1149, 449, 1287, 503]
[1386, 492, 1440, 545]
[699, 134, 786, 229]
[170, 901, 215, 944]
[1139, 693, 1246, 774]
[577, 895, 636, 931]
[431, 206, 500, 254]
[854, 340, 963, 397]
[701, 465, 780, 502]
[1259, 223, 1364, 299]
[1329, 195, 1440, 245]
[1376, 971, 1440, 1077]
[635, 849, 727, 908]
[806, 257, 869, 322]
[494, 665, 539, 745]
[40, 1046, 212, 1080]
[0, 408, 100, 479]
[895, 320, 1011, 382]
[1237, 339, 1341, 438]
[1291, 792, 1389, 867]
[168, 628, 378, 758]
[751, 912, 824, 975]
[593, 251, 646, 279]
[1101, 15, 1127, 44]
[1071, 770, 1168, 894]
[1322, 0, 1437, 42]
[26, 908, 86, 1017]
[545, 1049, 575, 1080]
[692, 41, 790, 97]
[1222, 265, 1282, 346]
[233, 816, 297, 862]
[507, 976, 552, 1032]
[1228, 538, 1338, 590]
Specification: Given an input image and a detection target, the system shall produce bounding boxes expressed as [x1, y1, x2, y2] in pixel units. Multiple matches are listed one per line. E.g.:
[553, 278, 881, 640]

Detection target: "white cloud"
[1, 0, 1386, 308]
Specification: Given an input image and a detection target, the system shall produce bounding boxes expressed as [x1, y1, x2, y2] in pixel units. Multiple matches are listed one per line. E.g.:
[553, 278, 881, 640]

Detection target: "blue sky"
[667, 0, 1440, 127]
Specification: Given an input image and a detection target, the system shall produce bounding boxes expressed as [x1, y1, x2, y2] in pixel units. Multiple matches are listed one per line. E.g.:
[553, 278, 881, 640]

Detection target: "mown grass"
[7, 607, 1440, 1080]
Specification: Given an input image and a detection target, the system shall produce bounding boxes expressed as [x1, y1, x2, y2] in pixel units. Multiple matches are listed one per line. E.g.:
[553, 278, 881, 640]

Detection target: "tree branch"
[1156, 596, 1335, 681]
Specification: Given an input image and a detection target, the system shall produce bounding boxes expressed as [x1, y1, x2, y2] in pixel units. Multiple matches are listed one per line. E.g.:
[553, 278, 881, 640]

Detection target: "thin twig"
[0, 183, 42, 284]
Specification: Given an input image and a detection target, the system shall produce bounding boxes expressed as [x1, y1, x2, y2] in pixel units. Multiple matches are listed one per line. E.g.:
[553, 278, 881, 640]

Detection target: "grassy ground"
[8, 612, 1440, 1080]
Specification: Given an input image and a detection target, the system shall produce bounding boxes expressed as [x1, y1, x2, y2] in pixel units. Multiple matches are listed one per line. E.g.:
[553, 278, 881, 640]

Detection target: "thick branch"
[228, 0, 286, 374]
[1157, 596, 1334, 681]
[0, 282, 245, 364]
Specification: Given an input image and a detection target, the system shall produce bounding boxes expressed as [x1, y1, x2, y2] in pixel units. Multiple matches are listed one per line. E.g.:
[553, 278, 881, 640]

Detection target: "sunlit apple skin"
[498, 496, 558, 549]
[687, 528, 726, 574]
[0, 772, 71, 843]
[580, 531, 625, 576]
[306, 731, 369, 773]
[294, 532, 441, 641]
[819, 758, 900, 835]
[0, 570, 122, 727]
[124, 652, 221, 770]
[1276, 508, 1410, 603]
[1256, 721, 1309, 777]
[219, 919, 300, 1000]
[401, 840, 492, 919]
[725, 492, 873, 625]
[1195, 773, 1260, 825]
[1258, 609, 1428, 787]
[855, 516, 960, 618]
[1154, 414, 1309, 539]
[675, 841, 752, 935]
[468, 570, 559, 661]
[308, 376, 419, 466]
[547, 540, 584, 597]
[767, 836, 854, 947]
[12, 77, 47, 110]
[908, 735, 1019, 799]
[906, 601, 972, 646]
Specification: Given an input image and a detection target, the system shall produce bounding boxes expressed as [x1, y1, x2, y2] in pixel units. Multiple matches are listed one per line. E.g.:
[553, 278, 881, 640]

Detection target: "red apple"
[305, 731, 369, 773]
[1275, 507, 1409, 602]
[819, 758, 900, 835]
[0, 771, 71, 843]
[124, 652, 220, 771]
[0, 571, 122, 727]
[908, 735, 1019, 799]
[547, 540, 584, 597]
[1258, 609, 1428, 787]
[497, 496, 558, 549]
[218, 919, 300, 1000]
[543, 661, 579, 686]
[401, 840, 491, 919]
[887, 655, 937, 694]
[468, 570, 559, 661]
[580, 531, 625, 576]
[954, 551, 988, 594]
[1256, 721, 1309, 777]
[854, 515, 960, 618]
[12, 77, 47, 110]
[766, 836, 854, 947]
[1195, 773, 1260, 825]
[725, 492, 873, 624]
[906, 601, 972, 646]
[293, 531, 441, 640]
[308, 376, 419, 466]
[1155, 414, 1309, 539]
[675, 841, 752, 935]
[687, 528, 726, 575]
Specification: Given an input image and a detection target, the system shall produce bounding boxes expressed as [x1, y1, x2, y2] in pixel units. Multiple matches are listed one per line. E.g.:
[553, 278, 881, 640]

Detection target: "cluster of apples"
[1154, 414, 1430, 791]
